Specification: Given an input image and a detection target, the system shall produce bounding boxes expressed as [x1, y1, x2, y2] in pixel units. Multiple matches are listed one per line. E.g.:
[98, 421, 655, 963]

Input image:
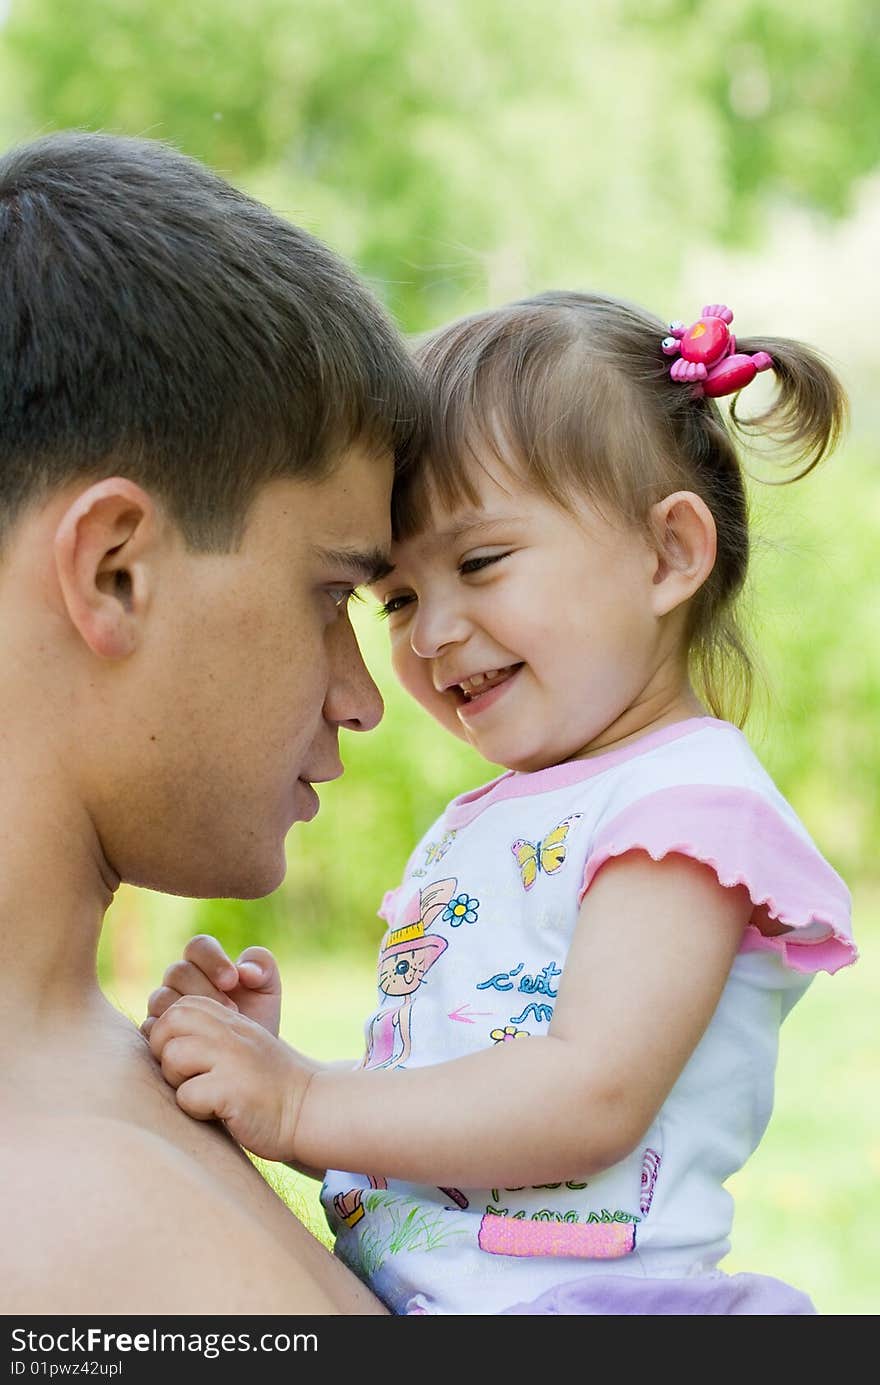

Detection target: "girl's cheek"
[392, 643, 430, 701]
[391, 641, 467, 737]
[389, 639, 408, 682]
[390, 647, 413, 693]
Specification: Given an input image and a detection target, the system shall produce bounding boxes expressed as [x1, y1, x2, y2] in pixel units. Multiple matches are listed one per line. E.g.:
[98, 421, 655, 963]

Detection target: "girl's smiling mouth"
[455, 663, 524, 711]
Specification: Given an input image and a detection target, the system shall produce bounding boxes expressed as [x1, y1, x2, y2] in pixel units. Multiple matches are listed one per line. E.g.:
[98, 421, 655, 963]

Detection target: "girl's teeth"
[459, 667, 509, 696]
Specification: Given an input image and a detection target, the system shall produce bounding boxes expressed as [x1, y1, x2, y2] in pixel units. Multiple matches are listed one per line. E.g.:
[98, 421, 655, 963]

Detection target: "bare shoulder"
[1, 1115, 385, 1316]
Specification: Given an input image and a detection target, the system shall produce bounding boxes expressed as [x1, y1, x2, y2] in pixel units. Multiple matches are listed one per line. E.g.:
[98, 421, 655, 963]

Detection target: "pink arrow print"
[448, 1003, 494, 1024]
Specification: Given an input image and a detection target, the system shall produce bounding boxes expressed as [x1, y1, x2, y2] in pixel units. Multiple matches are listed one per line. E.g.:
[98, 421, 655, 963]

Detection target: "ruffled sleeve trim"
[377, 887, 402, 926]
[578, 785, 855, 976]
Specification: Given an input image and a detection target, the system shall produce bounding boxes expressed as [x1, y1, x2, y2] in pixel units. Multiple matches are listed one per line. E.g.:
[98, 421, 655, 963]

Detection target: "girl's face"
[374, 454, 682, 772]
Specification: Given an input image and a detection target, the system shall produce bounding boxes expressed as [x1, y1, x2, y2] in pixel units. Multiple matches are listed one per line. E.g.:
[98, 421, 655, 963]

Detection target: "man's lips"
[293, 778, 320, 823]
[299, 761, 344, 785]
[293, 762, 343, 823]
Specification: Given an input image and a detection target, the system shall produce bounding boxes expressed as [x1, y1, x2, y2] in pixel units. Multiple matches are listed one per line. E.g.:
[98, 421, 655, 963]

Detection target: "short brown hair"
[0, 131, 424, 548]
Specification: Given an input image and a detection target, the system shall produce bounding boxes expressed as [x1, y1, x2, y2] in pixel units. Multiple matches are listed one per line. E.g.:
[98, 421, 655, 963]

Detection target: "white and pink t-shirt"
[321, 718, 855, 1315]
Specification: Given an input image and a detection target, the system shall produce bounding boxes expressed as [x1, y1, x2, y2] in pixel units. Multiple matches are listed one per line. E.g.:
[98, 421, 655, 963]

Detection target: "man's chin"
[222, 854, 290, 901]
[125, 851, 289, 902]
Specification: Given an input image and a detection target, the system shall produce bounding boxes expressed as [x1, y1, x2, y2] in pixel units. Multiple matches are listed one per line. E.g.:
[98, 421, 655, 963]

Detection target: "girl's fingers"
[156, 1035, 213, 1089]
[148, 982, 236, 1021]
[182, 934, 239, 991]
[175, 1073, 225, 1122]
[148, 995, 235, 1062]
[145, 985, 182, 1020]
[142, 979, 237, 1040]
[236, 946, 282, 994]
[162, 961, 239, 1009]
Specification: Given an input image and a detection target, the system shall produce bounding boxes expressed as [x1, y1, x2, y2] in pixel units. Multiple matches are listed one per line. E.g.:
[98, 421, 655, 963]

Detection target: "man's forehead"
[273, 444, 394, 575]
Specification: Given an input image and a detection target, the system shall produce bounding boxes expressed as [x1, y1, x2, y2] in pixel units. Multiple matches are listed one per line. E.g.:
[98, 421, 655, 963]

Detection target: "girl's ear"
[647, 491, 717, 617]
[53, 478, 161, 659]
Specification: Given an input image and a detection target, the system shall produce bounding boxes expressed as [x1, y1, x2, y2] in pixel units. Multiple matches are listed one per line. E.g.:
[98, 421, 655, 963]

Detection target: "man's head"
[0, 131, 422, 898]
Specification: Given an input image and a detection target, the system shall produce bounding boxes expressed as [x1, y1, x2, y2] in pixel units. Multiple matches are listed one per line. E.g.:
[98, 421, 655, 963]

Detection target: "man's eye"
[377, 592, 415, 620]
[327, 587, 362, 612]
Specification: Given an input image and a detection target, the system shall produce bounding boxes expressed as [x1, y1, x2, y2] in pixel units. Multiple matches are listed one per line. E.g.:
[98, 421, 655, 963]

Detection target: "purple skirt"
[498, 1270, 817, 1315]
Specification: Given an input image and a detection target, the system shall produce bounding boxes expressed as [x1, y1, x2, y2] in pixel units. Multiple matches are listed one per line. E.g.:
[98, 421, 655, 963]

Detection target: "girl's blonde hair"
[397, 291, 847, 723]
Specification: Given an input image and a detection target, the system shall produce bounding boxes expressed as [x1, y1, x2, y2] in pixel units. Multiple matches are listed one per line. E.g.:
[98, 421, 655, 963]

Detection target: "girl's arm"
[283, 1057, 366, 1181]
[150, 852, 753, 1185]
[293, 851, 752, 1185]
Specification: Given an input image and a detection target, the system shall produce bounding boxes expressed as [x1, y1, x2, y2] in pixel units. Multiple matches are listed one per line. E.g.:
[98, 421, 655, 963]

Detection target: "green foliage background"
[2, 0, 876, 1314]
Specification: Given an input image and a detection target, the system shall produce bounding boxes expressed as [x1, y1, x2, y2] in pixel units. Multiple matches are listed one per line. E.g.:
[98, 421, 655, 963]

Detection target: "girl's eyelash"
[377, 593, 413, 620]
[459, 552, 509, 574]
[377, 553, 510, 618]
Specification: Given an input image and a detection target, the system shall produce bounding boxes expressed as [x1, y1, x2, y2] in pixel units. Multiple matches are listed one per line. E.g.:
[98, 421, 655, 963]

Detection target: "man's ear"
[647, 491, 717, 617]
[54, 479, 161, 659]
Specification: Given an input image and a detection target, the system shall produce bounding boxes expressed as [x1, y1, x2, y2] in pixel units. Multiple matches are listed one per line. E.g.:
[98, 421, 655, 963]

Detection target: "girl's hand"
[142, 934, 283, 1039]
[147, 995, 313, 1162]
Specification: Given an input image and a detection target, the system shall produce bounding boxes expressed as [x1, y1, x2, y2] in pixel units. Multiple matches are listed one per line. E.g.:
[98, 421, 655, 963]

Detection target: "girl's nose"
[409, 597, 469, 659]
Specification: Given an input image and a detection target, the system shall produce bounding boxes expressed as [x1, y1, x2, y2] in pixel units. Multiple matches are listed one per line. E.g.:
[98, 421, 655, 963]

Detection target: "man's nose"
[323, 613, 384, 732]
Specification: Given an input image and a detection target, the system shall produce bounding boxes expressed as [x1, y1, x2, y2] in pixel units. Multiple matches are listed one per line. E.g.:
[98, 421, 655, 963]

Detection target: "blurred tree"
[630, 0, 880, 220]
[4, 0, 876, 968]
[4, 0, 879, 328]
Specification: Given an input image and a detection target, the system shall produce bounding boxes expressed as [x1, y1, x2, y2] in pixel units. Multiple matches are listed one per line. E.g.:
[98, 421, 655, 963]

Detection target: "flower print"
[490, 1025, 529, 1043]
[442, 893, 480, 927]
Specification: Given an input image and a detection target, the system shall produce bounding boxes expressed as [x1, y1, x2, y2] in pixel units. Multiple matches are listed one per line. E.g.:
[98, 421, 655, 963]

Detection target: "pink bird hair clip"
[661, 304, 773, 398]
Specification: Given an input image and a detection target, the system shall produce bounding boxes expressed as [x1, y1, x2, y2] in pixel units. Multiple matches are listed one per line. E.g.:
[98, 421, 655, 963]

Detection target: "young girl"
[145, 294, 856, 1315]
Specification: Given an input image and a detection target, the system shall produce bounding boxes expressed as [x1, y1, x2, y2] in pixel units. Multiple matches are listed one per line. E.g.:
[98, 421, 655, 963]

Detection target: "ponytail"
[728, 337, 849, 480]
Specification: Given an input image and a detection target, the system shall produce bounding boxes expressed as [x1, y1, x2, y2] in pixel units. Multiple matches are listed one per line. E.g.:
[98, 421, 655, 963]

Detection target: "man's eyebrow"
[311, 546, 394, 585]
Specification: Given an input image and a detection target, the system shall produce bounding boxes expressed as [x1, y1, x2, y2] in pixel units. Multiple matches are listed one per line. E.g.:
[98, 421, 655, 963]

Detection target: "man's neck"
[0, 739, 117, 1033]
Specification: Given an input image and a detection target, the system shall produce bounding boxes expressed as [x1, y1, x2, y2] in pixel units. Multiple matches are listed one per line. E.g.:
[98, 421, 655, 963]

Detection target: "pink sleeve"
[377, 887, 402, 926]
[579, 785, 855, 976]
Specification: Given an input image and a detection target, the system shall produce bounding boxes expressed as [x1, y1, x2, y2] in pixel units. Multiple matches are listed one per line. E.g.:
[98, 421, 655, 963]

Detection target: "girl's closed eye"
[459, 551, 511, 575]
[377, 552, 511, 618]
